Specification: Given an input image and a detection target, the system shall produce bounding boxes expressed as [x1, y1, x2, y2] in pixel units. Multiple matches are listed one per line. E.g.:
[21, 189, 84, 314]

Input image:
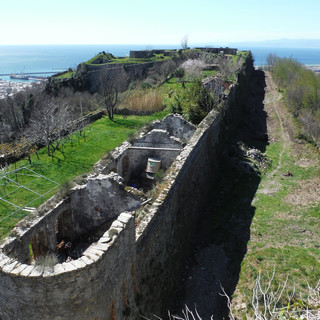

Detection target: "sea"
[1, 44, 320, 82]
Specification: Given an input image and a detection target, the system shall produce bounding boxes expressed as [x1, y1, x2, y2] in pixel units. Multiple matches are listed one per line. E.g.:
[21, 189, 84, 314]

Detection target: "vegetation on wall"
[168, 79, 217, 124]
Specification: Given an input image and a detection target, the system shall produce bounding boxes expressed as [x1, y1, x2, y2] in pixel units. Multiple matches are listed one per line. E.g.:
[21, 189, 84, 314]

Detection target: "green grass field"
[0, 111, 168, 239]
[234, 132, 320, 317]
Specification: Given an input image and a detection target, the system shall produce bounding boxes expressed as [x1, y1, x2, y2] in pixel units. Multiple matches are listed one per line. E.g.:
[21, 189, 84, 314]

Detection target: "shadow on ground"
[171, 70, 267, 319]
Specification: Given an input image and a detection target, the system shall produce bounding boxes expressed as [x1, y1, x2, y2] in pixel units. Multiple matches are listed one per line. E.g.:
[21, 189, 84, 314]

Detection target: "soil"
[170, 71, 320, 319]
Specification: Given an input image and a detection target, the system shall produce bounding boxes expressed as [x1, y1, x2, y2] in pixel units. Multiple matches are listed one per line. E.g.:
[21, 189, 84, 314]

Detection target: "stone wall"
[0, 54, 253, 320]
[0, 212, 136, 320]
[134, 55, 254, 318]
[195, 47, 238, 55]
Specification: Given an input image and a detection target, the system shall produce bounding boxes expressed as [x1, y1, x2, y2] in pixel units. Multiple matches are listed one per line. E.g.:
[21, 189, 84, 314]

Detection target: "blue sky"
[1, 0, 320, 45]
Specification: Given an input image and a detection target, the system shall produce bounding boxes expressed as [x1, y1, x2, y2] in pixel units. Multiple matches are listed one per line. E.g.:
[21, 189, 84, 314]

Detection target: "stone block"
[53, 264, 65, 275]
[118, 212, 132, 224]
[79, 256, 94, 266]
[43, 268, 55, 277]
[92, 243, 110, 252]
[110, 220, 123, 229]
[20, 265, 34, 277]
[70, 259, 87, 269]
[2, 261, 19, 273]
[98, 235, 112, 243]
[11, 263, 28, 275]
[62, 262, 78, 272]
[84, 252, 101, 262]
[29, 267, 43, 277]
[0, 255, 11, 268]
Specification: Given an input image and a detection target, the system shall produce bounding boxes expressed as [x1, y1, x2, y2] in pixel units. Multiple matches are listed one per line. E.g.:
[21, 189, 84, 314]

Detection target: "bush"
[141, 82, 153, 90]
[35, 253, 59, 271]
[270, 56, 320, 142]
[168, 79, 217, 124]
[173, 68, 185, 80]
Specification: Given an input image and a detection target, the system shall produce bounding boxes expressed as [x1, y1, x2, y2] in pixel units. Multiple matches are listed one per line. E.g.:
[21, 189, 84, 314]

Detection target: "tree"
[25, 94, 74, 156]
[98, 67, 128, 120]
[158, 60, 177, 80]
[181, 59, 206, 79]
[181, 35, 189, 50]
[266, 53, 278, 71]
[216, 55, 242, 81]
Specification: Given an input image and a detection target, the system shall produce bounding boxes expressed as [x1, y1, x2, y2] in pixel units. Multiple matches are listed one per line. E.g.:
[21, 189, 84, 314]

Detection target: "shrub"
[173, 68, 185, 80]
[168, 79, 217, 124]
[141, 82, 153, 90]
[35, 253, 58, 271]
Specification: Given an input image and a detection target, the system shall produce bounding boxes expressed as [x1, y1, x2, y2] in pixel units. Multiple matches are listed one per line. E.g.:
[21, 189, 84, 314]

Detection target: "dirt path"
[257, 71, 291, 196]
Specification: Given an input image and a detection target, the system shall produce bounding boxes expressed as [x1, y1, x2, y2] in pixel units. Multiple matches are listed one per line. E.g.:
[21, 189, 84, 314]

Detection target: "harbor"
[0, 71, 57, 81]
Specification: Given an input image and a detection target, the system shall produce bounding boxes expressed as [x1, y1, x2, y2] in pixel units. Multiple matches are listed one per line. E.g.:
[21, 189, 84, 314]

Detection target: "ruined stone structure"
[129, 49, 177, 59]
[195, 47, 238, 55]
[0, 54, 253, 320]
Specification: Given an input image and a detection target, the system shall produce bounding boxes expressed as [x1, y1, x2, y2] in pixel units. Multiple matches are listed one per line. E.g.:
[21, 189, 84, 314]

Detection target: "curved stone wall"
[0, 212, 136, 320]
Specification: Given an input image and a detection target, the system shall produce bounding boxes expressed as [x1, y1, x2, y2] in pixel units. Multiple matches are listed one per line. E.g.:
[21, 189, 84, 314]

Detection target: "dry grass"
[119, 89, 164, 113]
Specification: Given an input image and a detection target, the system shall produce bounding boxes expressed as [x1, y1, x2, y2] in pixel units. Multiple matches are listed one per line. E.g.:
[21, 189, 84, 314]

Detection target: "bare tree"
[266, 53, 278, 71]
[98, 67, 128, 120]
[25, 94, 74, 156]
[158, 60, 177, 81]
[181, 35, 189, 50]
[216, 55, 242, 81]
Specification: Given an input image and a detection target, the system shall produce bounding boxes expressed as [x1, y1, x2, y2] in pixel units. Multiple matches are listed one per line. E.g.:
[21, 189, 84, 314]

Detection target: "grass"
[56, 71, 75, 79]
[234, 137, 320, 316]
[85, 53, 172, 66]
[118, 89, 164, 113]
[0, 111, 168, 239]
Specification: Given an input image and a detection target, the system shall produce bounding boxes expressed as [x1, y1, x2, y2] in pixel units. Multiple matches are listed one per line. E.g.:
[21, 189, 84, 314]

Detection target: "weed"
[108, 228, 119, 238]
[35, 253, 58, 271]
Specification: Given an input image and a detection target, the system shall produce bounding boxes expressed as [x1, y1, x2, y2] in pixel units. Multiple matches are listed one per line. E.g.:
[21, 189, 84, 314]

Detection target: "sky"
[1, 0, 320, 46]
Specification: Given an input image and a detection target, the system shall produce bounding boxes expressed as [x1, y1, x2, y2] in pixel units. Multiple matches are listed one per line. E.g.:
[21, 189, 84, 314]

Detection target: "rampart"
[195, 47, 238, 55]
[0, 54, 254, 320]
[49, 59, 177, 93]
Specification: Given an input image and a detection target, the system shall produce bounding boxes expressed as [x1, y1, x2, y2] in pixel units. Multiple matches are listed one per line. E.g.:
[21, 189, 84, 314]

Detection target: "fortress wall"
[2, 199, 71, 264]
[86, 60, 169, 92]
[0, 212, 137, 320]
[134, 109, 223, 317]
[133, 56, 254, 317]
[0, 54, 253, 320]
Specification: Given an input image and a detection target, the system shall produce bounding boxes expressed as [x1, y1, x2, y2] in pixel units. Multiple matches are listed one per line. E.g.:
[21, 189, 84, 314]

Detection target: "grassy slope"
[234, 72, 320, 316]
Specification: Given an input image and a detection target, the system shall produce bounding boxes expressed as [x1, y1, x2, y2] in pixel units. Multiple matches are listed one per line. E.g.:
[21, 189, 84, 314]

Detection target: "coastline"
[305, 64, 320, 74]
